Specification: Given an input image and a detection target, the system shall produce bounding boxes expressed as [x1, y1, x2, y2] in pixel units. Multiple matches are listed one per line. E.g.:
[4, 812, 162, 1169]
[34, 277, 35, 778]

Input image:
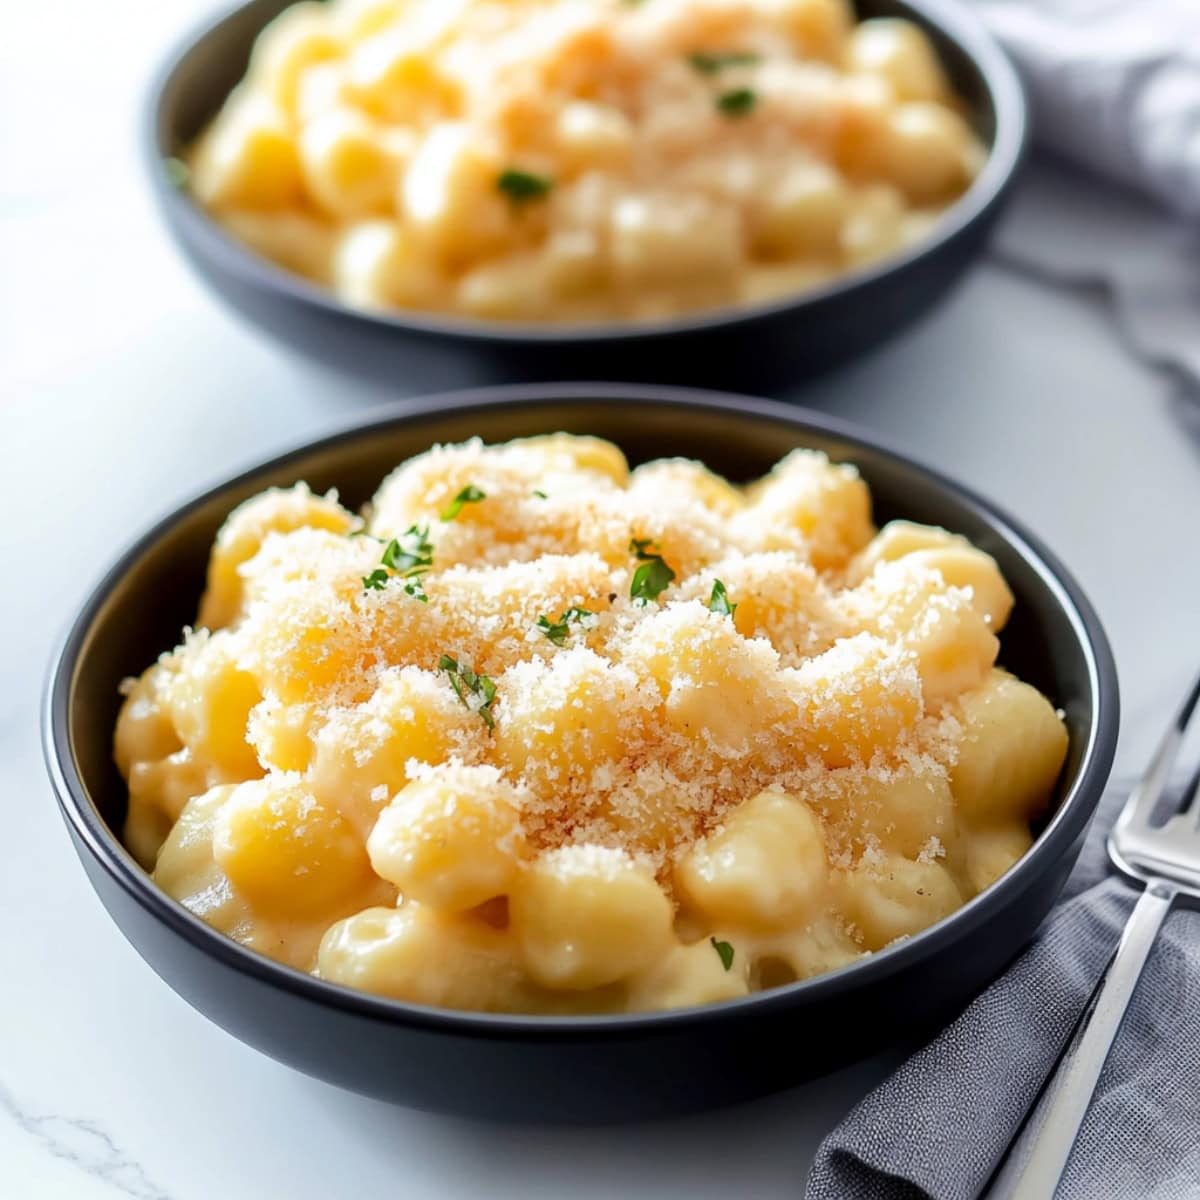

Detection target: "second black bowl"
[45, 385, 1115, 1122]
[146, 0, 1026, 391]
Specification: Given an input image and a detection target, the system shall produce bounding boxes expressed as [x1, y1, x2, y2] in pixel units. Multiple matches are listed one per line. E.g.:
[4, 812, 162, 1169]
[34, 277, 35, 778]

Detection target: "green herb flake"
[629, 538, 676, 603]
[536, 607, 594, 647]
[532, 489, 548, 499]
[497, 169, 553, 203]
[361, 525, 434, 596]
[441, 483, 487, 521]
[716, 87, 757, 117]
[381, 526, 434, 574]
[708, 578, 738, 618]
[438, 655, 498, 730]
[163, 156, 190, 188]
[688, 50, 760, 74]
[711, 938, 735, 971]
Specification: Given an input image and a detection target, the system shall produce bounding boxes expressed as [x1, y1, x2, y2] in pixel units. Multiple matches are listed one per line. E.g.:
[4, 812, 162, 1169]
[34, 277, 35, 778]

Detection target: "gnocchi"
[184, 0, 985, 324]
[116, 435, 1066, 1012]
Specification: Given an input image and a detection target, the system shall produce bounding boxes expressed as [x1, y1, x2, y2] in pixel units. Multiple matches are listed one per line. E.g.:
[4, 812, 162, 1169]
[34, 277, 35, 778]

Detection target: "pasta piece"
[835, 853, 962, 951]
[750, 161, 847, 259]
[951, 670, 1068, 824]
[679, 551, 843, 663]
[161, 631, 264, 780]
[307, 666, 484, 839]
[877, 103, 977, 204]
[509, 845, 674, 989]
[125, 750, 211, 870]
[249, 2, 343, 112]
[367, 764, 527, 910]
[199, 483, 354, 630]
[344, 13, 465, 122]
[608, 192, 743, 293]
[318, 904, 534, 1011]
[114, 664, 182, 777]
[832, 764, 958, 861]
[212, 775, 374, 920]
[847, 558, 999, 707]
[846, 19, 949, 103]
[219, 211, 338, 286]
[772, 0, 855, 62]
[401, 123, 516, 266]
[627, 458, 744, 518]
[786, 633, 924, 766]
[961, 821, 1035, 896]
[675, 789, 829, 928]
[154, 785, 250, 933]
[621, 601, 788, 757]
[848, 523, 1013, 628]
[247, 699, 320, 773]
[333, 220, 446, 310]
[554, 101, 634, 172]
[736, 449, 873, 570]
[847, 519, 967, 582]
[191, 92, 305, 211]
[298, 108, 398, 219]
[494, 648, 640, 791]
[626, 939, 750, 1011]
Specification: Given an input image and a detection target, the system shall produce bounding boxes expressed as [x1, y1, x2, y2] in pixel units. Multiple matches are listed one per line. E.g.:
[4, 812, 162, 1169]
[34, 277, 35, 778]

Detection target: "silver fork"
[983, 672, 1200, 1200]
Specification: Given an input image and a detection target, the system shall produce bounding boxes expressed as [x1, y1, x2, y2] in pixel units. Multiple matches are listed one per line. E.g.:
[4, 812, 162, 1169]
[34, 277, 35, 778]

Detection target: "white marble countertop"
[3, 3, 1199, 1196]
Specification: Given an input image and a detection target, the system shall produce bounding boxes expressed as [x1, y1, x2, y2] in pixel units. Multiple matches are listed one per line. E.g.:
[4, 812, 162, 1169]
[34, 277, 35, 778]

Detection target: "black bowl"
[146, 0, 1026, 392]
[44, 385, 1115, 1122]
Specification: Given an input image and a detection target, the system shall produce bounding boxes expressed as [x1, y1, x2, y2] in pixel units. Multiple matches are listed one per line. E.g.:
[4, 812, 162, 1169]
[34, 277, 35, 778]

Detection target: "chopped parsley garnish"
[716, 87, 757, 117]
[361, 525, 433, 599]
[532, 489, 548, 499]
[441, 484, 487, 521]
[163, 156, 190, 187]
[536, 607, 594, 646]
[711, 938, 735, 971]
[629, 538, 676, 603]
[708, 578, 737, 618]
[403, 577, 428, 603]
[438, 655, 498, 730]
[381, 526, 434, 574]
[497, 169, 553, 203]
[688, 50, 760, 74]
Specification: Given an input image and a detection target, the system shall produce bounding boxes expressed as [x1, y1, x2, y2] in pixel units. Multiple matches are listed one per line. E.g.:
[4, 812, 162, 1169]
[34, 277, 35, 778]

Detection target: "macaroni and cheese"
[185, 0, 984, 323]
[115, 435, 1067, 1014]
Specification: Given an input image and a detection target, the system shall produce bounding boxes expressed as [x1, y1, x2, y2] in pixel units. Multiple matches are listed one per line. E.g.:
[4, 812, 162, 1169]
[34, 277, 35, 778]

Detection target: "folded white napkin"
[968, 0, 1200, 386]
[974, 0, 1200, 219]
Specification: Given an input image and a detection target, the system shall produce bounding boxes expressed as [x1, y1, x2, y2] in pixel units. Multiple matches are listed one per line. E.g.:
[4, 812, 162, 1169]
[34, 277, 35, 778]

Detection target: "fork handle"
[980, 882, 1176, 1200]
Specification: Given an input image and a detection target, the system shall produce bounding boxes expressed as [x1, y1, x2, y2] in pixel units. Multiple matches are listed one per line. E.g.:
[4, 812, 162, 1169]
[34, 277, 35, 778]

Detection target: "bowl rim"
[44, 383, 1118, 1039]
[145, 0, 1028, 346]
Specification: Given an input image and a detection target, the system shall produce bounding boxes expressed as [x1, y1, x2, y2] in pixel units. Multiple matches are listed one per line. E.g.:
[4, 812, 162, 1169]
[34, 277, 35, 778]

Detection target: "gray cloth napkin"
[805, 783, 1200, 1200]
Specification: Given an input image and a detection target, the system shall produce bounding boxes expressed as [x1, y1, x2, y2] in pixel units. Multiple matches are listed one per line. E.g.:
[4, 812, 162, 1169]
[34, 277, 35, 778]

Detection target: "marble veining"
[1, 1081, 171, 1199]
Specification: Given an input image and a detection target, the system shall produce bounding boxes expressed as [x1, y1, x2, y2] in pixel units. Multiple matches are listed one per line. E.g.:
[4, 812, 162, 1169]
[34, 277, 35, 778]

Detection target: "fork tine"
[1183, 756, 1200, 823]
[1116, 670, 1200, 833]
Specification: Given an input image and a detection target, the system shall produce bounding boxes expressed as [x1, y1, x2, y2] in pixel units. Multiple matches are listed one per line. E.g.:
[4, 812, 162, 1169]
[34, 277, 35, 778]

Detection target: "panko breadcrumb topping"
[115, 434, 1068, 1015]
